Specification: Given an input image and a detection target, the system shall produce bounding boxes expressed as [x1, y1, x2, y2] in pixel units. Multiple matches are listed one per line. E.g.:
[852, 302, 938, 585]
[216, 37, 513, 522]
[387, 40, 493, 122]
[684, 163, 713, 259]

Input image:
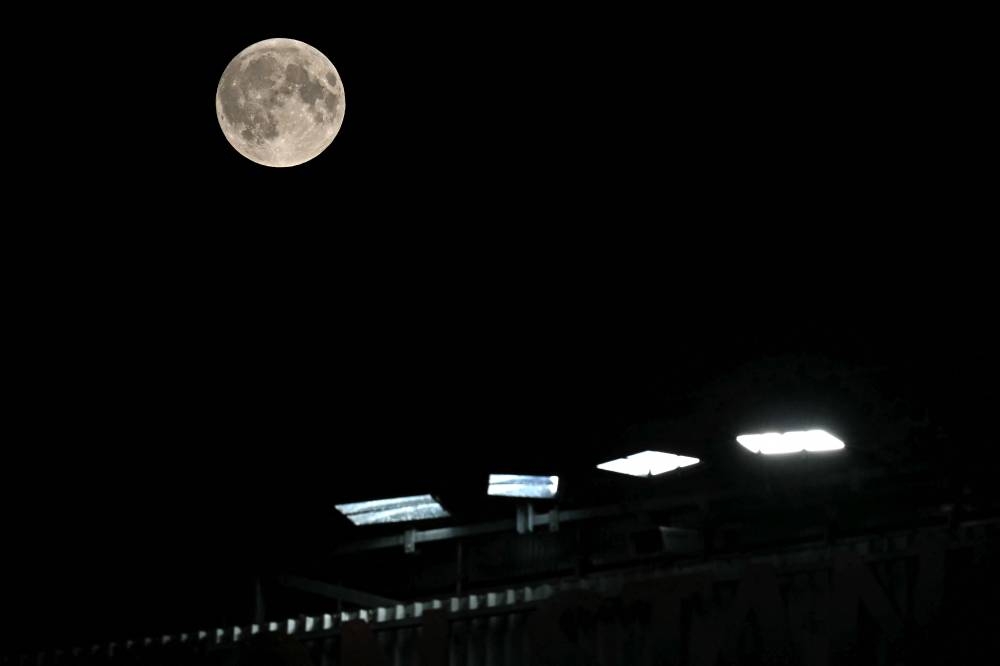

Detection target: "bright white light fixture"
[596, 450, 700, 477]
[335, 494, 450, 526]
[736, 429, 845, 455]
[488, 474, 560, 498]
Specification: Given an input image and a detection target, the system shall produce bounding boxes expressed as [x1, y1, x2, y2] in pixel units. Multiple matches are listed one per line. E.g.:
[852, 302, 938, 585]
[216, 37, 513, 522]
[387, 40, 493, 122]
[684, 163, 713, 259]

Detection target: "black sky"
[3, 4, 991, 654]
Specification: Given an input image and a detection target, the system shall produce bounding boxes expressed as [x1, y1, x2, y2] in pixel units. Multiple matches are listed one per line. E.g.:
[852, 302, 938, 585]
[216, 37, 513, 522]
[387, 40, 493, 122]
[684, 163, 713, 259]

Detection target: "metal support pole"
[516, 503, 535, 534]
[456, 541, 464, 595]
[253, 575, 265, 624]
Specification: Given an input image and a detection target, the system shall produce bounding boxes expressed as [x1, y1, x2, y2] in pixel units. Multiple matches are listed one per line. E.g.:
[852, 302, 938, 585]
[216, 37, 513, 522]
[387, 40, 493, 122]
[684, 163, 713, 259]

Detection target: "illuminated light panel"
[596, 450, 700, 477]
[488, 474, 560, 498]
[335, 494, 450, 526]
[736, 429, 845, 455]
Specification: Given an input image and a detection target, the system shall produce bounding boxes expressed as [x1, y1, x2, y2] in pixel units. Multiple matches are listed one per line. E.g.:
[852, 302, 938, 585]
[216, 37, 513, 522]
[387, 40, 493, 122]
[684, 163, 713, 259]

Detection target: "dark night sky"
[3, 4, 991, 654]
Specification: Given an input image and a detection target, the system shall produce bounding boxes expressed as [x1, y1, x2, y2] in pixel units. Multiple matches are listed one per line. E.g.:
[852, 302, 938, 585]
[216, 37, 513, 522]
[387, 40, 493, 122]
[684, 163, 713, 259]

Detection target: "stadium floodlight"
[488, 474, 559, 498]
[335, 494, 450, 526]
[596, 450, 700, 477]
[736, 429, 845, 455]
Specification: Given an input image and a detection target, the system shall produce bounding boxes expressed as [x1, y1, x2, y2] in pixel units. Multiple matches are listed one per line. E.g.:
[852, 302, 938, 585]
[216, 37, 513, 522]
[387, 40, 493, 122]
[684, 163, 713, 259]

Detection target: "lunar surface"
[216, 38, 345, 167]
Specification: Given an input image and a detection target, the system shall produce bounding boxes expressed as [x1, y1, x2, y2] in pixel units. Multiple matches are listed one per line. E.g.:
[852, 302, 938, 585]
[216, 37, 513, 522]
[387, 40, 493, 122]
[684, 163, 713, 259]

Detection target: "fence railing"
[3, 517, 998, 665]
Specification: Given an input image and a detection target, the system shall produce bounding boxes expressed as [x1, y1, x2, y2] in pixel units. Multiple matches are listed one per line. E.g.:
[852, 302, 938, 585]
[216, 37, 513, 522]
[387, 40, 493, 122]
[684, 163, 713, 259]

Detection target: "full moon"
[216, 38, 346, 167]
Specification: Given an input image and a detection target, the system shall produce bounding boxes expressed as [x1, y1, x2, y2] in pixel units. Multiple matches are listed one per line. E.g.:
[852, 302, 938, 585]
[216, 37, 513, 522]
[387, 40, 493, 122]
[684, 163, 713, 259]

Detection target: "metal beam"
[330, 463, 940, 556]
[331, 494, 727, 555]
[278, 574, 399, 608]
[332, 519, 516, 555]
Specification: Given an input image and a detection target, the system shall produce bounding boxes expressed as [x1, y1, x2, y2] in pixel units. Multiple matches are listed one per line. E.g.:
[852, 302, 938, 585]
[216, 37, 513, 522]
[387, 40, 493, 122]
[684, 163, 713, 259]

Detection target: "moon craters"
[216, 38, 346, 167]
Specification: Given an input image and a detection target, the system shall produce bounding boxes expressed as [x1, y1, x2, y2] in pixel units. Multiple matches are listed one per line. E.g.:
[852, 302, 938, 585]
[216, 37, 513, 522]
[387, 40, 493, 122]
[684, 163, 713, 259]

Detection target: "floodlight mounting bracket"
[516, 503, 535, 534]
